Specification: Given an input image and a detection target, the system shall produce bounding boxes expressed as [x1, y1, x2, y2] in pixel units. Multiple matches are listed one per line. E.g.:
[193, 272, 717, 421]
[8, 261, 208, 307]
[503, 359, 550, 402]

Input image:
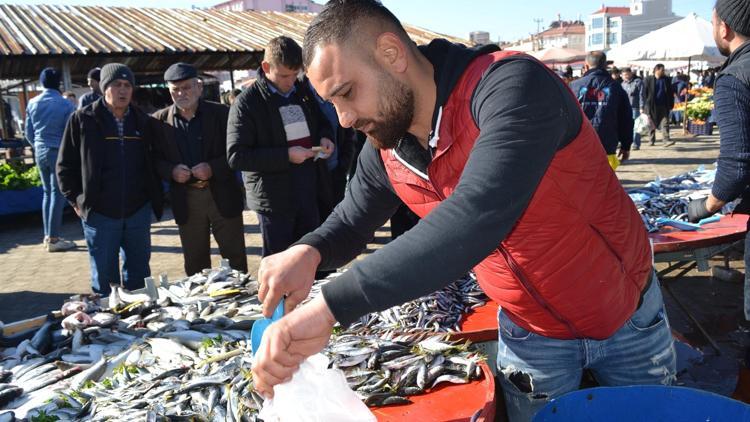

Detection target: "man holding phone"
[227, 36, 334, 256]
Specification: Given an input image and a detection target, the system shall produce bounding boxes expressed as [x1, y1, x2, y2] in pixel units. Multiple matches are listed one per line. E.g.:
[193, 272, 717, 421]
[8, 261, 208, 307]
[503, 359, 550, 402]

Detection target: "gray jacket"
[621, 78, 643, 112]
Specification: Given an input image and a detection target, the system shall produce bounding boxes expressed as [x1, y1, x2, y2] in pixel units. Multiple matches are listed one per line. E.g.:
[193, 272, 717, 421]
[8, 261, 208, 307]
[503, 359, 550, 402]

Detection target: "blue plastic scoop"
[251, 297, 284, 356]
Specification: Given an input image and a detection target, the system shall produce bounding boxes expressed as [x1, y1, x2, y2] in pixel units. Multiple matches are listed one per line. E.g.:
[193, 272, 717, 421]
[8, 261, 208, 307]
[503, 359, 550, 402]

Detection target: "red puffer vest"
[380, 51, 652, 340]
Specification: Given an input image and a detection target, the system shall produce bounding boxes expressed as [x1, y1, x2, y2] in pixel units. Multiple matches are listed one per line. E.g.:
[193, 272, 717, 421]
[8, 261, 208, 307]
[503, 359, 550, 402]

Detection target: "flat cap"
[164, 62, 198, 82]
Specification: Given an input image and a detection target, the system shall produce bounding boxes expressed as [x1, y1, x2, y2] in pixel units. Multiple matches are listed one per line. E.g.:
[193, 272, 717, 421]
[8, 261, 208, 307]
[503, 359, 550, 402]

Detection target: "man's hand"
[288, 146, 316, 164]
[319, 137, 335, 159]
[258, 245, 321, 317]
[252, 295, 336, 398]
[687, 197, 713, 223]
[73, 205, 82, 218]
[618, 148, 630, 161]
[191, 163, 213, 181]
[172, 164, 192, 183]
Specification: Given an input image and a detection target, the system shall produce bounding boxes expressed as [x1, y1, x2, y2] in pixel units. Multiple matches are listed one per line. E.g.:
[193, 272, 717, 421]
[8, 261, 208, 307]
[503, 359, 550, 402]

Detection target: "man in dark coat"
[641, 63, 675, 146]
[152, 63, 247, 276]
[226, 36, 334, 258]
[57, 63, 163, 295]
[570, 51, 633, 169]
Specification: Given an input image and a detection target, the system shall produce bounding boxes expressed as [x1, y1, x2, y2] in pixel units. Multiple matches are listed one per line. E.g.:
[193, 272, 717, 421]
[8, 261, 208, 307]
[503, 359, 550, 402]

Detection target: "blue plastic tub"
[533, 386, 750, 422]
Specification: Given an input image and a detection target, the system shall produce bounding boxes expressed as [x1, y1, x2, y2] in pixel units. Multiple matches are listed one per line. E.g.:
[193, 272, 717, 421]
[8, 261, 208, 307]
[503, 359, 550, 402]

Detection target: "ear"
[375, 32, 408, 74]
[261, 61, 271, 75]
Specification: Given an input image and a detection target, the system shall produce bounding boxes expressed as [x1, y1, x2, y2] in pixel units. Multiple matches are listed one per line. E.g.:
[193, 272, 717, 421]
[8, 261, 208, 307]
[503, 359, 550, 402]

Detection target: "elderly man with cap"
[25, 67, 77, 252]
[78, 67, 101, 109]
[689, 0, 750, 321]
[57, 63, 163, 296]
[152, 63, 247, 276]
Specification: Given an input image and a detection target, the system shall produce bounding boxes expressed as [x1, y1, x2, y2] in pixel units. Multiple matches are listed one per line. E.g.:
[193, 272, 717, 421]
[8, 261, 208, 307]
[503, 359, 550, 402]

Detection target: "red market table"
[651, 214, 749, 354]
[373, 362, 496, 422]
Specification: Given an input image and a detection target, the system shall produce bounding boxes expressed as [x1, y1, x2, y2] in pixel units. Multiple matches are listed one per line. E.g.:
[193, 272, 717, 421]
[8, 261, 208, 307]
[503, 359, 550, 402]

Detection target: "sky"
[6, 0, 716, 42]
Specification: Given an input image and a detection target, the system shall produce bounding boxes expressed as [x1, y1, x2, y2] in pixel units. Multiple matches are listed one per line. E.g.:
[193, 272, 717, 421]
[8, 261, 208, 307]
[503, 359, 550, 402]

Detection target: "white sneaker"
[47, 238, 76, 252]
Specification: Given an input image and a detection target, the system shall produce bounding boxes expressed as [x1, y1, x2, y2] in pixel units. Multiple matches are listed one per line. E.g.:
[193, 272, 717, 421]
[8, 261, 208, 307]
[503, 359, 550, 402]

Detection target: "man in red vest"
[252, 1, 676, 419]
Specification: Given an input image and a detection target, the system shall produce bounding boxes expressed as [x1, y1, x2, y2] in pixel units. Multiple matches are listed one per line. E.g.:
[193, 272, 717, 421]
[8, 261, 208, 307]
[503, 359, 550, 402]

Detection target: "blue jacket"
[570, 68, 634, 154]
[25, 89, 75, 148]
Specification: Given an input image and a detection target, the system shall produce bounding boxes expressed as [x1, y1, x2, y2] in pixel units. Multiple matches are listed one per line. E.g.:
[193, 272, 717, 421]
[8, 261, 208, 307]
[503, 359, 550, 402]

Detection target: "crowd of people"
[15, 0, 750, 420]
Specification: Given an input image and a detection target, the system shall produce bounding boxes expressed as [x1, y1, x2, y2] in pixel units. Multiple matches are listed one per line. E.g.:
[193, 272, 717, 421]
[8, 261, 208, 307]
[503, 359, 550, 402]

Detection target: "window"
[608, 32, 619, 45]
[590, 33, 603, 46]
[592, 17, 604, 29]
[608, 18, 619, 28]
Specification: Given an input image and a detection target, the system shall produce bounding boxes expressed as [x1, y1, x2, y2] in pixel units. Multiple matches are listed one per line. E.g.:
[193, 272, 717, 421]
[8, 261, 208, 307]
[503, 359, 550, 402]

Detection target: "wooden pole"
[683, 56, 692, 135]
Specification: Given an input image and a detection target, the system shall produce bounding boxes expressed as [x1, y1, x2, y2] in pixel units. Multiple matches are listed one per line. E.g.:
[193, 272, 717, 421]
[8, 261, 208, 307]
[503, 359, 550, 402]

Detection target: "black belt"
[636, 269, 654, 310]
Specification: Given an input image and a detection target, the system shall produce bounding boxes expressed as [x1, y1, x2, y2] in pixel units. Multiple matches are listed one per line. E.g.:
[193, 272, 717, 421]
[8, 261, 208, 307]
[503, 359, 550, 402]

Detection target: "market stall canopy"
[608, 13, 724, 65]
[0, 4, 467, 80]
[529, 46, 586, 64]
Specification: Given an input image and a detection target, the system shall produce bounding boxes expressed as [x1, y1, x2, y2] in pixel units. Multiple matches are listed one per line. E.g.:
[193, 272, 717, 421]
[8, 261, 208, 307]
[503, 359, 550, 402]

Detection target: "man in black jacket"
[688, 0, 750, 321]
[227, 36, 334, 257]
[153, 63, 247, 276]
[57, 63, 163, 295]
[641, 63, 675, 146]
[570, 51, 633, 169]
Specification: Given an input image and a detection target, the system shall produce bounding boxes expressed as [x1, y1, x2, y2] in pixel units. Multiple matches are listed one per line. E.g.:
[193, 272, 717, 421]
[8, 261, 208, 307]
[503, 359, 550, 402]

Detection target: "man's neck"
[177, 103, 198, 120]
[408, 52, 437, 149]
[730, 38, 750, 55]
[106, 102, 127, 119]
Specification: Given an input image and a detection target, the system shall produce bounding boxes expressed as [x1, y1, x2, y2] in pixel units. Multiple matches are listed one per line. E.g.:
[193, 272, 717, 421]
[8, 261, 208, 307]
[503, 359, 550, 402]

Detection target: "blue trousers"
[81, 203, 152, 295]
[631, 109, 642, 148]
[496, 273, 676, 421]
[35, 144, 65, 239]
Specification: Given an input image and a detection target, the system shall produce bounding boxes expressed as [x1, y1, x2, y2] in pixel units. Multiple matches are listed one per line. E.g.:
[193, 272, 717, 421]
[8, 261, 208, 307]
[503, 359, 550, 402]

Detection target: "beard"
[714, 27, 731, 56]
[358, 69, 415, 150]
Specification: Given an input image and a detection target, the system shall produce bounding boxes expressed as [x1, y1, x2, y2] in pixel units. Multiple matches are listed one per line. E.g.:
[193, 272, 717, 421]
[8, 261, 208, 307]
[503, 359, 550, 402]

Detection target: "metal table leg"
[658, 260, 722, 355]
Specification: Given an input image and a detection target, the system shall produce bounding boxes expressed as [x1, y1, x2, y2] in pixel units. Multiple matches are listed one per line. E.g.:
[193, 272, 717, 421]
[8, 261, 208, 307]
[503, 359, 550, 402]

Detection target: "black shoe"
[665, 140, 676, 147]
[650, 141, 656, 146]
[634, 146, 640, 151]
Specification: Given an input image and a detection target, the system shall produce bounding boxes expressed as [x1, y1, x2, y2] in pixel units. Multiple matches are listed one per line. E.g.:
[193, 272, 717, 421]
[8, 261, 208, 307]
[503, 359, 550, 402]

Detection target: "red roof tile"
[592, 6, 631, 15]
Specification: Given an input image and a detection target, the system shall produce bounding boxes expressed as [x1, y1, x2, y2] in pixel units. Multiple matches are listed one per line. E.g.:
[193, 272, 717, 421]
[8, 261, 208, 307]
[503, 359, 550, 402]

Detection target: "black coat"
[57, 99, 163, 221]
[152, 100, 244, 226]
[226, 71, 333, 214]
[642, 74, 675, 114]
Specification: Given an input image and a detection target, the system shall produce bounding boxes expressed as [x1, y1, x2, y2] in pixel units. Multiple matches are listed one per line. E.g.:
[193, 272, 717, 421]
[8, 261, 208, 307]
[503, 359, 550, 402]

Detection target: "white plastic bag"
[634, 113, 655, 137]
[259, 353, 376, 422]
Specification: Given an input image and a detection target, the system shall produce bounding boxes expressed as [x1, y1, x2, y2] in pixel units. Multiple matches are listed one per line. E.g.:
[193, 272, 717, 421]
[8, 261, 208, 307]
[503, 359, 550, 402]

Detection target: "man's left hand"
[319, 138, 335, 159]
[191, 163, 212, 181]
[687, 197, 714, 223]
[252, 295, 336, 398]
[618, 148, 630, 161]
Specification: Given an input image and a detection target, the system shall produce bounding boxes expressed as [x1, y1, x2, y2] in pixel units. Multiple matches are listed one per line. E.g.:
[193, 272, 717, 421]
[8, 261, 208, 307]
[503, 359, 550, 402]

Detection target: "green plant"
[686, 98, 714, 122]
[0, 162, 42, 190]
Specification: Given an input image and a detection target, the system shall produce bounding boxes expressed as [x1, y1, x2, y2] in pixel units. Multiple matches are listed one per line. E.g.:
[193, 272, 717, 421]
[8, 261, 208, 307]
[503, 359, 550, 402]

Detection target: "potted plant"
[685, 97, 715, 135]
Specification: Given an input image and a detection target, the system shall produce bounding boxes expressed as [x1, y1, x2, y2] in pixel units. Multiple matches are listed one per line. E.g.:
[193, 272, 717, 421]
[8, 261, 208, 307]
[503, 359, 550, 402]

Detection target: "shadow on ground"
[0, 291, 78, 323]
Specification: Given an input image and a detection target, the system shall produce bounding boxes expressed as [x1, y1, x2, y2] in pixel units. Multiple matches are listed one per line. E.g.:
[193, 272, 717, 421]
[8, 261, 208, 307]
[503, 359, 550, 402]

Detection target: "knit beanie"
[100, 63, 135, 91]
[39, 67, 61, 90]
[716, 0, 750, 37]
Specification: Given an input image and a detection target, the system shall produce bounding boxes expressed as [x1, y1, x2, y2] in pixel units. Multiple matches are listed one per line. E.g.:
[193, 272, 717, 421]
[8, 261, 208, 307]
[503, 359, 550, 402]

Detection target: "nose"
[337, 109, 356, 129]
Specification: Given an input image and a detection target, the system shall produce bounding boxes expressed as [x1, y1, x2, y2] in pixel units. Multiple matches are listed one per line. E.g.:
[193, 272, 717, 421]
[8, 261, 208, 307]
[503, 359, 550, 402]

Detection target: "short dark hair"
[654, 63, 665, 72]
[621, 67, 633, 73]
[264, 36, 303, 70]
[585, 51, 607, 69]
[303, 0, 410, 69]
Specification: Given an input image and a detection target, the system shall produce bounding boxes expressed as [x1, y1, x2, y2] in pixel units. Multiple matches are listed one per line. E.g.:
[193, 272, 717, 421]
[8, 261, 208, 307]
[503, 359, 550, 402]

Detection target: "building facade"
[539, 23, 585, 51]
[212, 0, 323, 12]
[586, 0, 680, 51]
[470, 31, 491, 46]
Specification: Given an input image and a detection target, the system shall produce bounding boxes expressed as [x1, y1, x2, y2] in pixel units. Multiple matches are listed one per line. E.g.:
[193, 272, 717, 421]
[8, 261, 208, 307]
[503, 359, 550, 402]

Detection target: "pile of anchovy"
[0, 267, 486, 421]
[628, 167, 734, 232]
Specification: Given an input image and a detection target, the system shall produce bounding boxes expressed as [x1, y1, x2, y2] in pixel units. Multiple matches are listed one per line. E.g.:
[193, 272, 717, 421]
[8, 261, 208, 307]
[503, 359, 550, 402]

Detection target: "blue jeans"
[496, 273, 676, 422]
[35, 144, 65, 238]
[631, 109, 641, 148]
[81, 203, 152, 295]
